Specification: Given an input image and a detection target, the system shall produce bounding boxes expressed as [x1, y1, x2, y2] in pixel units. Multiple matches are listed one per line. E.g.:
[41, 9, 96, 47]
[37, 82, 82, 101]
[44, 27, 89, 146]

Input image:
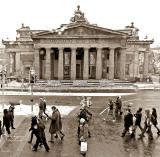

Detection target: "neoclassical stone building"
[2, 6, 153, 81]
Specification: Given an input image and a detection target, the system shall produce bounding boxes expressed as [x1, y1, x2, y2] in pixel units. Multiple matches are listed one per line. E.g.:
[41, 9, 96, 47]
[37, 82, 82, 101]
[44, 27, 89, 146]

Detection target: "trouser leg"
[122, 127, 128, 137]
[6, 126, 11, 135]
[30, 131, 34, 142]
[138, 124, 144, 132]
[33, 137, 40, 150]
[42, 137, 49, 150]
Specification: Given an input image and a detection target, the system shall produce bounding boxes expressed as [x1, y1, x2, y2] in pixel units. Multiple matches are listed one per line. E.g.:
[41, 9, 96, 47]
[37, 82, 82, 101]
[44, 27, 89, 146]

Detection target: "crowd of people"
[101, 96, 160, 140]
[0, 95, 160, 155]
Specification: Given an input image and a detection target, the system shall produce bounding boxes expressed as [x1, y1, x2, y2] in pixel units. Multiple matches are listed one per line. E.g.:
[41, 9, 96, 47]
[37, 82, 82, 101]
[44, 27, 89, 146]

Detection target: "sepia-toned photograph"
[0, 0, 160, 156]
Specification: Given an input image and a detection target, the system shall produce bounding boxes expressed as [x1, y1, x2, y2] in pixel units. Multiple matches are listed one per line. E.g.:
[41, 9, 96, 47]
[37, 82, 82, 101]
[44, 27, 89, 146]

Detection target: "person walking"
[104, 99, 115, 121]
[32, 118, 50, 152]
[139, 109, 153, 140]
[45, 106, 65, 143]
[0, 120, 2, 138]
[114, 96, 123, 119]
[39, 98, 45, 119]
[8, 104, 15, 129]
[121, 108, 133, 137]
[151, 108, 160, 135]
[78, 118, 89, 145]
[42, 97, 47, 114]
[2, 109, 11, 138]
[28, 116, 38, 143]
[131, 107, 143, 138]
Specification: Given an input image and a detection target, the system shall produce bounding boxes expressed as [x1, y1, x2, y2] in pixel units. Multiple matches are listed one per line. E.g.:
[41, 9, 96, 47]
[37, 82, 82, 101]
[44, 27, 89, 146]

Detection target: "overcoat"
[49, 109, 62, 134]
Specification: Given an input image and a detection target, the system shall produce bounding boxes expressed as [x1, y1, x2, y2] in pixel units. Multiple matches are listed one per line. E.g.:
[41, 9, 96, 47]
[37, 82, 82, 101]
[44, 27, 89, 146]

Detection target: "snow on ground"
[7, 81, 22, 87]
[0, 104, 77, 117]
[0, 91, 136, 96]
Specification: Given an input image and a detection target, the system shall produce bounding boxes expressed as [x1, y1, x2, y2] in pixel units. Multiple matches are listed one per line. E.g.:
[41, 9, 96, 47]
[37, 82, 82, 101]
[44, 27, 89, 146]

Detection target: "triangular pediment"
[62, 24, 128, 36]
[32, 24, 128, 38]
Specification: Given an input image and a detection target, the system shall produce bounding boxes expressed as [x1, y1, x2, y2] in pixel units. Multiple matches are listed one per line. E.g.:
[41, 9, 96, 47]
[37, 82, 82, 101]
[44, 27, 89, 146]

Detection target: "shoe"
[46, 148, 50, 152]
[130, 133, 135, 138]
[54, 134, 58, 138]
[32, 148, 37, 152]
[121, 134, 125, 137]
[12, 127, 16, 129]
[48, 140, 54, 143]
[28, 141, 32, 144]
[157, 131, 160, 135]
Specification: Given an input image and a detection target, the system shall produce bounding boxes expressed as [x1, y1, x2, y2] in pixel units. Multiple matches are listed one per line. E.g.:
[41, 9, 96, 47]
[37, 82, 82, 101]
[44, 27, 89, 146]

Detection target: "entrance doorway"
[39, 48, 46, 80]
[76, 48, 84, 79]
[89, 48, 97, 79]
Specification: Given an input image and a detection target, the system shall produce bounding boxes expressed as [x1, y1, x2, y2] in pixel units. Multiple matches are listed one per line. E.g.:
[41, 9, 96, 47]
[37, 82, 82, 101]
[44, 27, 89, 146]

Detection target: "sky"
[0, 0, 160, 47]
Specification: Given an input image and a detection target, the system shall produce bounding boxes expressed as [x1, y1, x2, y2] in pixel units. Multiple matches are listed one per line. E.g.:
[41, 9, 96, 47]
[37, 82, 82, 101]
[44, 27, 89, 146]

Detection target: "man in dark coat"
[8, 105, 15, 129]
[39, 98, 45, 119]
[45, 106, 64, 142]
[32, 119, 50, 152]
[115, 96, 123, 118]
[2, 109, 11, 137]
[121, 108, 133, 137]
[78, 105, 92, 123]
[131, 108, 143, 138]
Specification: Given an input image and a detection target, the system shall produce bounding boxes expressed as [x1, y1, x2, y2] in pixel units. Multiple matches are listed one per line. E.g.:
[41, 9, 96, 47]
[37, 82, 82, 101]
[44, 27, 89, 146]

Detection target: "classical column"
[96, 48, 102, 79]
[45, 48, 51, 80]
[109, 48, 114, 80]
[134, 51, 139, 78]
[71, 48, 76, 80]
[15, 52, 21, 76]
[34, 49, 40, 79]
[143, 51, 149, 78]
[120, 48, 126, 80]
[58, 48, 64, 80]
[83, 48, 89, 80]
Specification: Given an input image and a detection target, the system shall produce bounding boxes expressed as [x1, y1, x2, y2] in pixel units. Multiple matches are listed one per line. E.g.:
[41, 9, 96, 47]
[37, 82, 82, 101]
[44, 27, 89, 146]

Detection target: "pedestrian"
[32, 118, 50, 152]
[2, 109, 11, 138]
[151, 108, 160, 135]
[114, 96, 123, 119]
[0, 120, 2, 138]
[28, 116, 38, 143]
[78, 118, 89, 145]
[78, 105, 92, 123]
[131, 107, 143, 138]
[45, 106, 65, 143]
[8, 104, 15, 129]
[39, 98, 45, 119]
[103, 99, 115, 121]
[139, 109, 153, 140]
[121, 108, 133, 137]
[42, 97, 47, 114]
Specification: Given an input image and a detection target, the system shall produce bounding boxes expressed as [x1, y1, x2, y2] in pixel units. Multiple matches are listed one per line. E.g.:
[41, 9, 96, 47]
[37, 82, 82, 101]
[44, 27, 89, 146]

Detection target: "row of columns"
[34, 47, 127, 80]
[9, 49, 149, 80]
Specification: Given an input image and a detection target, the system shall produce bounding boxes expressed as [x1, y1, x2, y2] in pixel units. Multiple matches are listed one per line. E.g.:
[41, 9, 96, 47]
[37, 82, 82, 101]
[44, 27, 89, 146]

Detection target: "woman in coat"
[151, 108, 160, 135]
[45, 106, 64, 142]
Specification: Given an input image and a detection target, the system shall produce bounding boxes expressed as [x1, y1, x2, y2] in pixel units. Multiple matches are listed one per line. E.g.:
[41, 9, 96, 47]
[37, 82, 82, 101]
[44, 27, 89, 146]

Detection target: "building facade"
[2, 6, 153, 81]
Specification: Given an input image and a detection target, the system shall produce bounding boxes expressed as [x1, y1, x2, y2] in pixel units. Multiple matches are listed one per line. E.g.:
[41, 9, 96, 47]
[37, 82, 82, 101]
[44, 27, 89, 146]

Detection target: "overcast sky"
[0, 0, 160, 47]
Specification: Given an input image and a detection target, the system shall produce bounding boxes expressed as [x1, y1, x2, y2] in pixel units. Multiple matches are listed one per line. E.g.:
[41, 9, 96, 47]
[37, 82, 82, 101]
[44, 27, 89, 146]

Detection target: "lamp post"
[29, 68, 35, 112]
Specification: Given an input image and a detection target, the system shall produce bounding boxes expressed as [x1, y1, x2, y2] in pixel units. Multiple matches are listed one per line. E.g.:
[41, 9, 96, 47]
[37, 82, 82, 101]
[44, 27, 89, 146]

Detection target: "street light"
[29, 68, 35, 112]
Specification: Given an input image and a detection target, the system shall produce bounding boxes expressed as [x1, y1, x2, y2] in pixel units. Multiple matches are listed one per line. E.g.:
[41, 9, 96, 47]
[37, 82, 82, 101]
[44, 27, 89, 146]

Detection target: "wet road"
[0, 90, 160, 157]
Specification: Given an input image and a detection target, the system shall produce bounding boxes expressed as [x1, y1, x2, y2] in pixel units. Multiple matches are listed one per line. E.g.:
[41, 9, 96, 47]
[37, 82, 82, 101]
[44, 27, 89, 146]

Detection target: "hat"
[80, 118, 85, 124]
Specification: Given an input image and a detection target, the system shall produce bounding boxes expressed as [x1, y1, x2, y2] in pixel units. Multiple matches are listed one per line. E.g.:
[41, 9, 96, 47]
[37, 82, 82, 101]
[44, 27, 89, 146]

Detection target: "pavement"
[0, 90, 160, 157]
